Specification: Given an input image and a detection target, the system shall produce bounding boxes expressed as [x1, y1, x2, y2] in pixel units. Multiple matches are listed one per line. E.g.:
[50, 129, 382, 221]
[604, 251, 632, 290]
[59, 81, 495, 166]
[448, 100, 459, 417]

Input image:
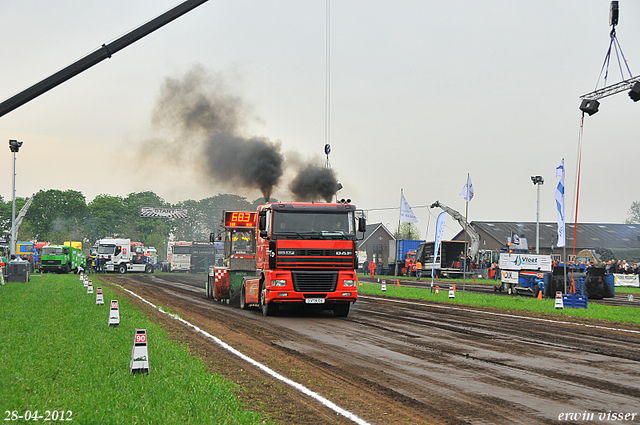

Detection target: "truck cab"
[97, 238, 153, 274]
[253, 202, 365, 317]
[41, 244, 86, 273]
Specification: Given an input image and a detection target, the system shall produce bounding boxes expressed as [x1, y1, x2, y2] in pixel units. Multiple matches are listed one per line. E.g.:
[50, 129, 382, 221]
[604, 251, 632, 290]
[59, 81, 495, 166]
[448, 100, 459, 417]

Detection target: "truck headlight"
[272, 279, 287, 287]
[343, 280, 356, 287]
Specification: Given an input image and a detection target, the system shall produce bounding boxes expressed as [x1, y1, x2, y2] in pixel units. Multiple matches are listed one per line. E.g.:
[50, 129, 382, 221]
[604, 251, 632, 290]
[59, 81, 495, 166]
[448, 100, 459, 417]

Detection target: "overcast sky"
[1, 0, 639, 241]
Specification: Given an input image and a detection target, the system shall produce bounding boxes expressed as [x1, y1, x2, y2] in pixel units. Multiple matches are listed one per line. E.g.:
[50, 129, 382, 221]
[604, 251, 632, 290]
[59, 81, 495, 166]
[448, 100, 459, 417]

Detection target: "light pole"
[531, 175, 544, 254]
[9, 139, 23, 258]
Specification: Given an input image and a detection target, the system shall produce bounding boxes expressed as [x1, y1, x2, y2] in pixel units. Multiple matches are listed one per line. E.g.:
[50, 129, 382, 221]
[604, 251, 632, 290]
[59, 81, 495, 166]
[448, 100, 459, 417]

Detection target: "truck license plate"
[305, 298, 325, 304]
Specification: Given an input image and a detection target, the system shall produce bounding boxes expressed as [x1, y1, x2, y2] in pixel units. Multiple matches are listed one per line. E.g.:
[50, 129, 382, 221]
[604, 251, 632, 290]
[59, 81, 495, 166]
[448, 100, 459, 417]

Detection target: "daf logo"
[277, 250, 296, 255]
[269, 250, 275, 257]
[335, 250, 352, 256]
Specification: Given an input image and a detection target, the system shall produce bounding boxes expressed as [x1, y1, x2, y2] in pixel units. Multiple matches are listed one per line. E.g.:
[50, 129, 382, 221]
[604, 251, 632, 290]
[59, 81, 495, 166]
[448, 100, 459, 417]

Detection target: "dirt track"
[99, 273, 640, 425]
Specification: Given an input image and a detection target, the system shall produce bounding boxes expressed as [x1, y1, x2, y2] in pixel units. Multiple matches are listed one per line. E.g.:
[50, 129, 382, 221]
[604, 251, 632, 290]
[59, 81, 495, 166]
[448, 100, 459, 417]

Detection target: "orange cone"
[453, 284, 456, 292]
[396, 279, 400, 287]
[537, 290, 542, 300]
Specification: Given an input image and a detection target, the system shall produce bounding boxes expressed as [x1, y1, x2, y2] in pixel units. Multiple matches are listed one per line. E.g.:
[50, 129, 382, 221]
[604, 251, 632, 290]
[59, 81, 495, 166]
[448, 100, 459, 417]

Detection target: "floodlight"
[629, 82, 640, 102]
[579, 99, 600, 116]
[9, 139, 23, 153]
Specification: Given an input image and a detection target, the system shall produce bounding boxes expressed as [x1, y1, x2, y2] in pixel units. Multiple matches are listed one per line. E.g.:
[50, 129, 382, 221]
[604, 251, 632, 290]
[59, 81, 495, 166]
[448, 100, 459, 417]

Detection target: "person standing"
[415, 260, 422, 280]
[368, 260, 376, 278]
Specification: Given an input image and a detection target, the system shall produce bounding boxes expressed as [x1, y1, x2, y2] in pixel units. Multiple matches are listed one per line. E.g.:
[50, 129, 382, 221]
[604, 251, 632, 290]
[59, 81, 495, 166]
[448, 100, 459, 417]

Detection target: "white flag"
[459, 175, 474, 202]
[555, 159, 565, 247]
[400, 193, 419, 223]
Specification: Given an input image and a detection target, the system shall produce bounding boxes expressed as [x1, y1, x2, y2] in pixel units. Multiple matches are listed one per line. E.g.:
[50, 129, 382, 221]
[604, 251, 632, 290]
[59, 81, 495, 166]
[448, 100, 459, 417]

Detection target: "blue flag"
[555, 160, 565, 247]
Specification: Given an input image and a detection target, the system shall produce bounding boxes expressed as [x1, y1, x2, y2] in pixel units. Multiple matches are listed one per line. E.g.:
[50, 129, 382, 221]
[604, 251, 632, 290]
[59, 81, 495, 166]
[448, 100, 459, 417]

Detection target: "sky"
[1, 0, 639, 242]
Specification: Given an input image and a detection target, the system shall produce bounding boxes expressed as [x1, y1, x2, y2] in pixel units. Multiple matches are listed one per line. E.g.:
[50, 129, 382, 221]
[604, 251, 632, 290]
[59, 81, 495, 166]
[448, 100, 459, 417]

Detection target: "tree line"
[0, 190, 269, 259]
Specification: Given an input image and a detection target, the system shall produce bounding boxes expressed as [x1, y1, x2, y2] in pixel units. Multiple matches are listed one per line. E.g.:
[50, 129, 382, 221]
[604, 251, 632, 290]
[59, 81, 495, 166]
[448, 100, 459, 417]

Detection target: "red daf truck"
[208, 202, 365, 317]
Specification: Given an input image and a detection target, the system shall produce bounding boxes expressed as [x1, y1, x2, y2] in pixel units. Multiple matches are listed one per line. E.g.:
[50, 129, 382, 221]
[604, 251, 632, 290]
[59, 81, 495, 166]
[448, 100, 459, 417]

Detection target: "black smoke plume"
[289, 164, 338, 203]
[151, 65, 283, 200]
[145, 65, 339, 202]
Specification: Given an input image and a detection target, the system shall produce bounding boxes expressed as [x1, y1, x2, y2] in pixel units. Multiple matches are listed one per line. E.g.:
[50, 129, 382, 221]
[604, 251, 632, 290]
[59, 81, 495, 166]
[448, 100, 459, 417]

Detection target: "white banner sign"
[501, 270, 519, 284]
[613, 274, 639, 287]
[140, 207, 188, 219]
[499, 253, 552, 272]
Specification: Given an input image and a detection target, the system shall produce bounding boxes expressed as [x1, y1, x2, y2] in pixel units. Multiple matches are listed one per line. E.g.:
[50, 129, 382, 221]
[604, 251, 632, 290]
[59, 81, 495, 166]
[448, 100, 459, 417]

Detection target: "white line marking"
[360, 295, 640, 335]
[111, 283, 372, 425]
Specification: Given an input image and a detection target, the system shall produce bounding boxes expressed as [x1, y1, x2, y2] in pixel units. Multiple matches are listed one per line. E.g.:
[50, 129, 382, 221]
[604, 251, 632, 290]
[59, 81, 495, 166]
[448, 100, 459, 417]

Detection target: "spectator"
[416, 260, 422, 281]
[493, 262, 500, 280]
[368, 260, 375, 278]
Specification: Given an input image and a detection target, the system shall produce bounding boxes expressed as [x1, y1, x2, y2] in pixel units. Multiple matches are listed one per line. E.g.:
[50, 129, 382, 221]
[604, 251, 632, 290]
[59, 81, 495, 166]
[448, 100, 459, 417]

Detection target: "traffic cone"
[537, 290, 542, 300]
[453, 284, 456, 293]
[396, 279, 400, 287]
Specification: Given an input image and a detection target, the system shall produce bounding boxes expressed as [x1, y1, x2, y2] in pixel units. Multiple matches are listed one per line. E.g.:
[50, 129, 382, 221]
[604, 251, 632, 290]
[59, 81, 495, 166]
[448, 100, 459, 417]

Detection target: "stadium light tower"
[9, 139, 23, 258]
[531, 175, 544, 254]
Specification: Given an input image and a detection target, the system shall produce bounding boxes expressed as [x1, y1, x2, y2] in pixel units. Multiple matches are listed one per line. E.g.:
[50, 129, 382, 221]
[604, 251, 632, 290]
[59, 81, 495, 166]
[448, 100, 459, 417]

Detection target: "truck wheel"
[118, 264, 127, 274]
[333, 303, 350, 317]
[260, 285, 277, 316]
[145, 264, 153, 274]
[240, 283, 248, 310]
[533, 284, 540, 298]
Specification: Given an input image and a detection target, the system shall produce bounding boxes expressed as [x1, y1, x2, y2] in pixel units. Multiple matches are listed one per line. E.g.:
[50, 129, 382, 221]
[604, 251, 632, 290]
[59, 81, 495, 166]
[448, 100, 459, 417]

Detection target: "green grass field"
[357, 282, 640, 325]
[0, 274, 266, 424]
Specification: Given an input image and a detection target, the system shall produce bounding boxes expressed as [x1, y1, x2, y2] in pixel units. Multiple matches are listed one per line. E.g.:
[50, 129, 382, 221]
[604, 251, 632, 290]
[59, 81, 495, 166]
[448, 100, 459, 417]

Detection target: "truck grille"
[291, 271, 338, 292]
[42, 260, 61, 265]
[276, 249, 354, 270]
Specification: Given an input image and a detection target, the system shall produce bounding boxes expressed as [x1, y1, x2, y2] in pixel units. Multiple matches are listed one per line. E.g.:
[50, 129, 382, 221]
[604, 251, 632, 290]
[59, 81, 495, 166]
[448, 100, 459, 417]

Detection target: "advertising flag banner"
[400, 193, 419, 223]
[459, 175, 474, 202]
[555, 160, 565, 247]
[432, 211, 447, 276]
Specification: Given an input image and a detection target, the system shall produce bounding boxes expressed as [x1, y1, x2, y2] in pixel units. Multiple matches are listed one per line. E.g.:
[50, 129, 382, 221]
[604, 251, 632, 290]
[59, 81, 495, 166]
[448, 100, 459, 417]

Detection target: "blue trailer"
[389, 239, 425, 276]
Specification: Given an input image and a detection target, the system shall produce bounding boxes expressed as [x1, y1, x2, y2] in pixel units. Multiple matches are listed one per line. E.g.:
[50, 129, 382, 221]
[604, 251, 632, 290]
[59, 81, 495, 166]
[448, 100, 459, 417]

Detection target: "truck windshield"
[230, 229, 255, 254]
[42, 247, 64, 256]
[272, 211, 354, 238]
[97, 245, 115, 255]
[172, 245, 191, 255]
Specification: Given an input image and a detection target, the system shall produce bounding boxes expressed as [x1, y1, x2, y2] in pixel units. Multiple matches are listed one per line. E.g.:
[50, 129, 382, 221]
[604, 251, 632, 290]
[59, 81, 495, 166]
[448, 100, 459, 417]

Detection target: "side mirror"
[258, 216, 266, 231]
[260, 230, 268, 239]
[209, 233, 215, 243]
[358, 217, 366, 233]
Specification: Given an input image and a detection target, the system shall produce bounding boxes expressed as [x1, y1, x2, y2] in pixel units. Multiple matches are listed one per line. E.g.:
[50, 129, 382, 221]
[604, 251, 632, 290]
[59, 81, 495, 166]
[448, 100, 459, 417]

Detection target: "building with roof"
[452, 222, 640, 263]
[358, 222, 395, 267]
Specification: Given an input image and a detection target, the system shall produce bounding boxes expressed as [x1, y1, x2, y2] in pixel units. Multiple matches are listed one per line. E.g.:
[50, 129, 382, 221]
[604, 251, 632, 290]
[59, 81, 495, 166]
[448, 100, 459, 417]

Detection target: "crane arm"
[14, 195, 34, 234]
[430, 201, 480, 259]
[0, 0, 209, 118]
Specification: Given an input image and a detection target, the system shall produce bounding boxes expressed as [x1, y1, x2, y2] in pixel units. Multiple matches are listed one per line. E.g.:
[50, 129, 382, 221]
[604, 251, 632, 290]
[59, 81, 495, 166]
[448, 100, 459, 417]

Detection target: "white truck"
[96, 238, 154, 274]
[166, 241, 192, 272]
